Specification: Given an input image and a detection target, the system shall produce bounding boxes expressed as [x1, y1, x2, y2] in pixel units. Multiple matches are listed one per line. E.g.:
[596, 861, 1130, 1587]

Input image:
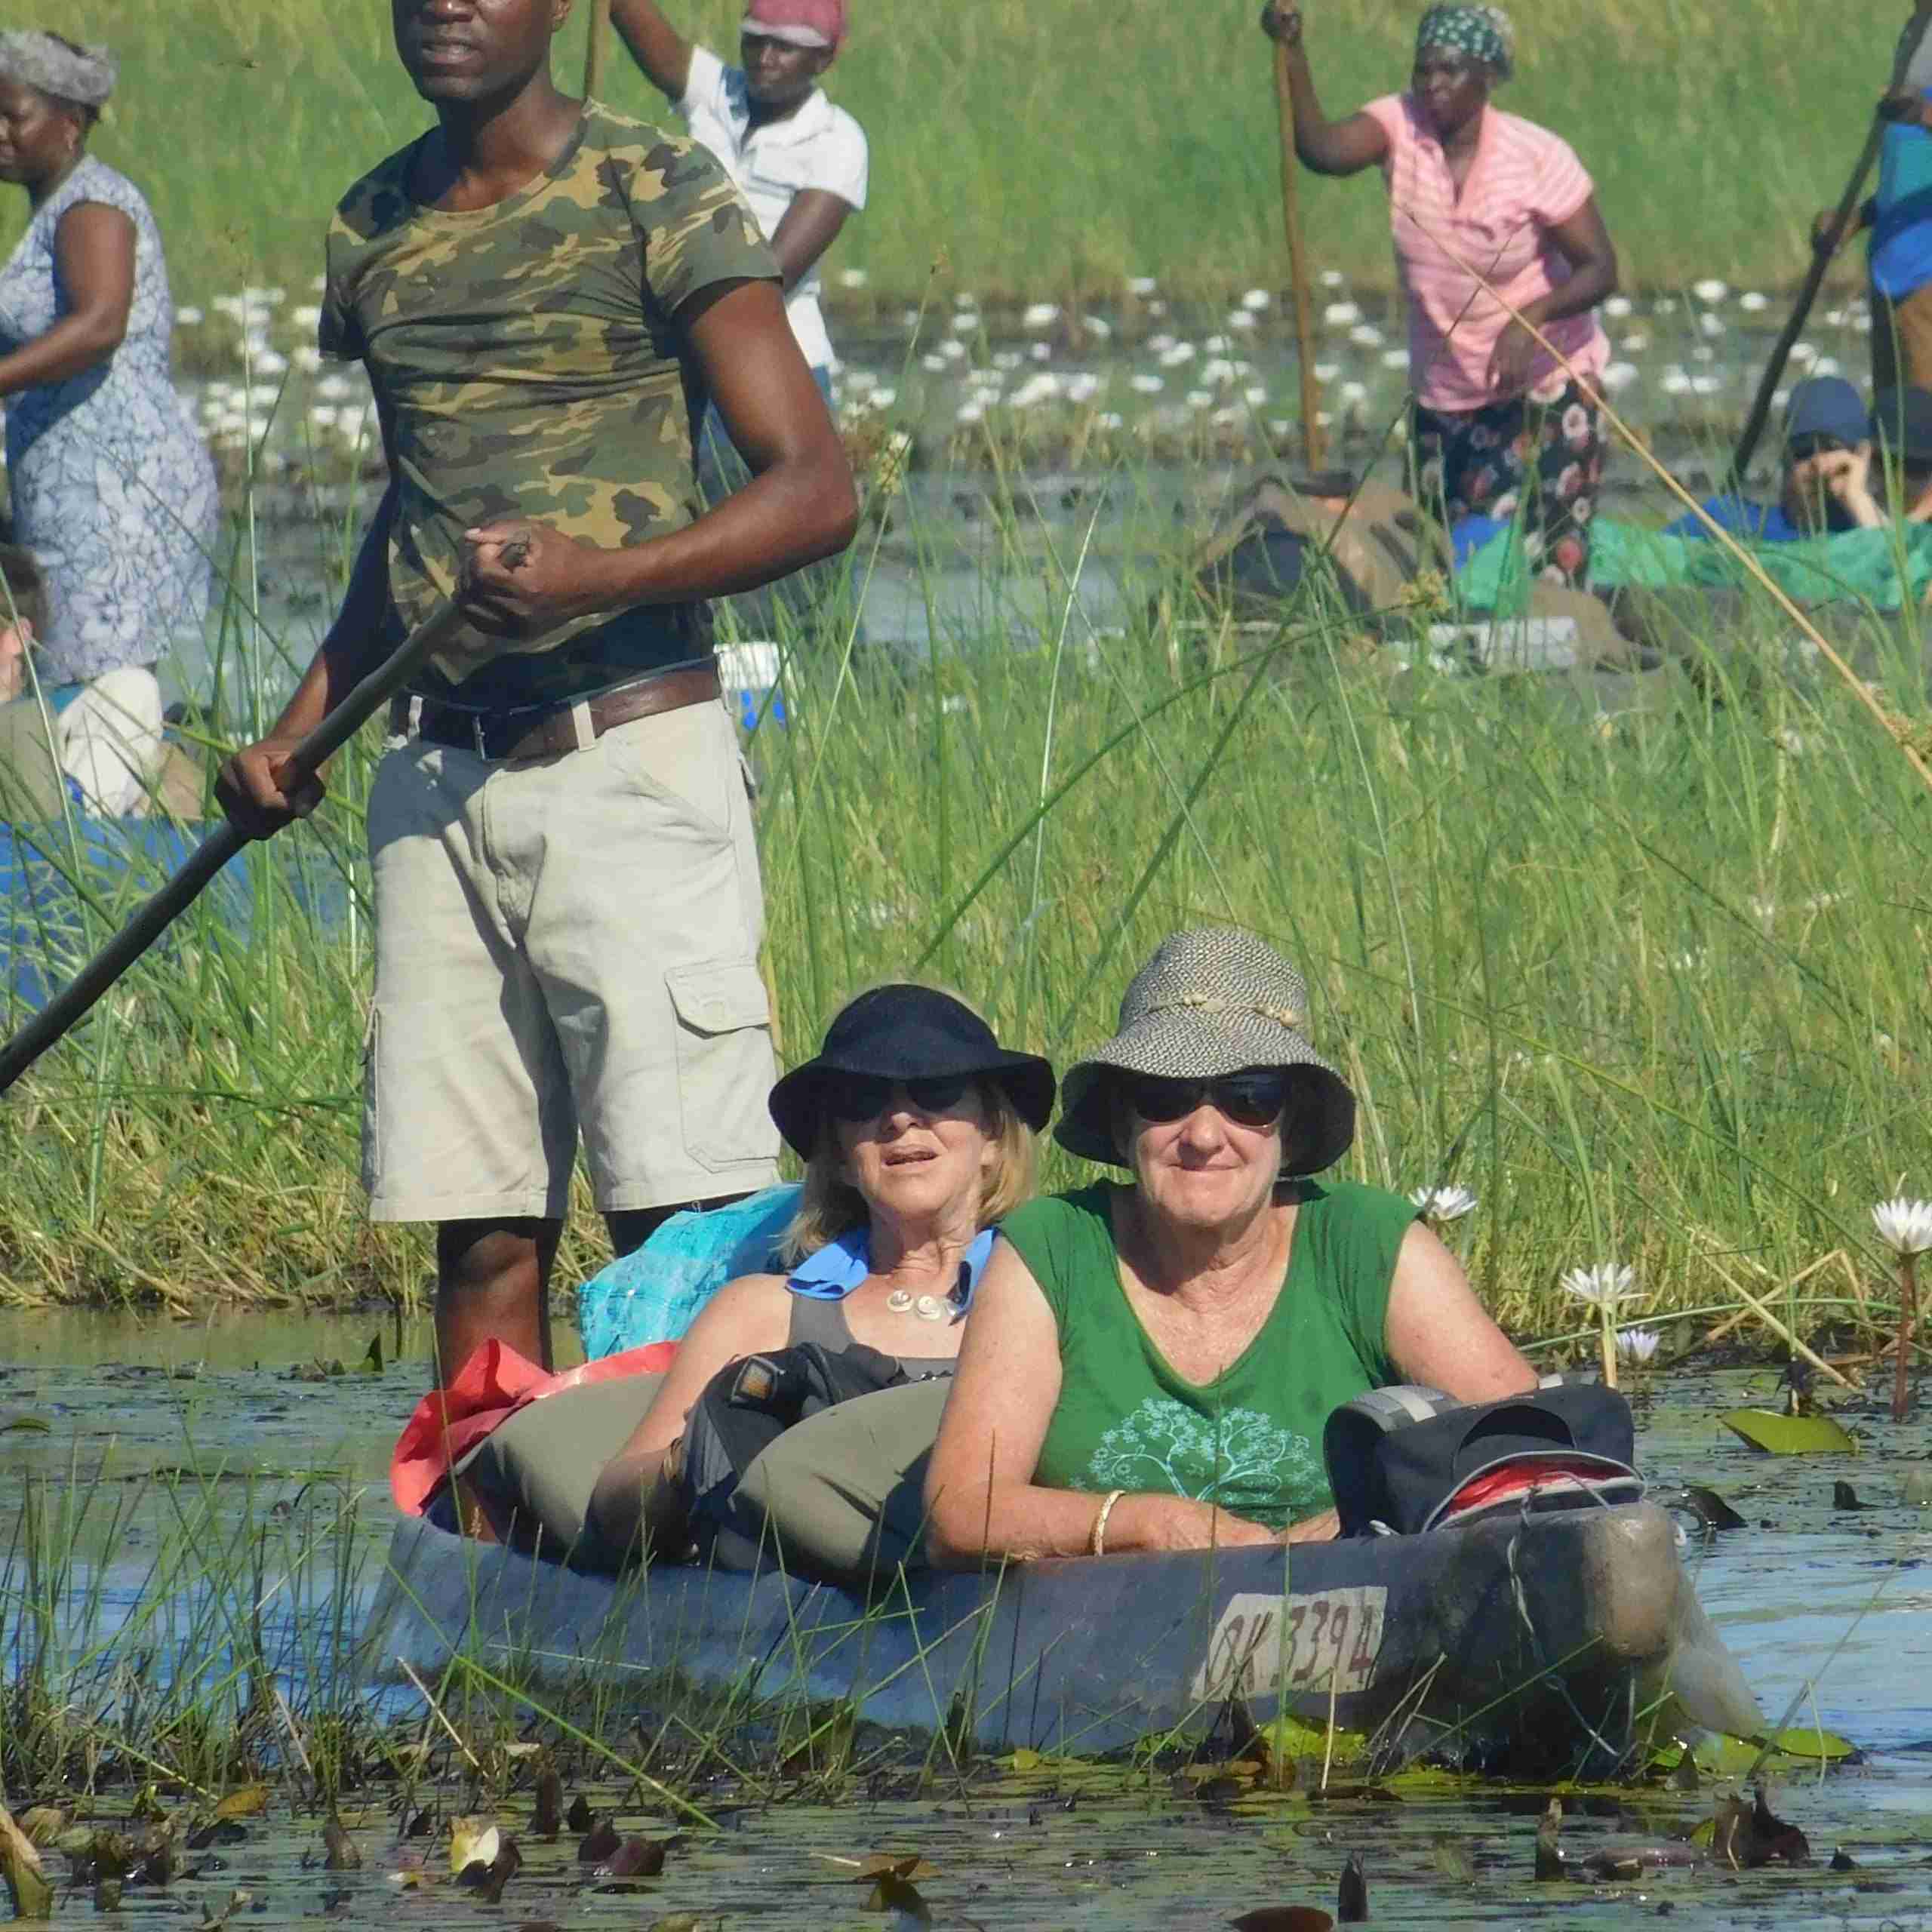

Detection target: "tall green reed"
[2, 402, 1929, 1347]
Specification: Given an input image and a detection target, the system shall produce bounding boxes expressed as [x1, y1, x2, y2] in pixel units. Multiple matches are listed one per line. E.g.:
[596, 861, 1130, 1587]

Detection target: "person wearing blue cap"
[1666, 377, 1873, 543]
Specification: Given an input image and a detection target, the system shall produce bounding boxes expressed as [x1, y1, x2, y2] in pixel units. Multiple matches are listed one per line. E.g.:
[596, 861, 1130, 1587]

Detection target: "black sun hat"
[767, 983, 1057, 1158]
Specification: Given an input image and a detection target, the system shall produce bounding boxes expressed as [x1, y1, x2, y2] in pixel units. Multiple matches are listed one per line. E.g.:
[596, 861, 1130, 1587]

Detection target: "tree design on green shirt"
[1084, 1396, 1326, 1524]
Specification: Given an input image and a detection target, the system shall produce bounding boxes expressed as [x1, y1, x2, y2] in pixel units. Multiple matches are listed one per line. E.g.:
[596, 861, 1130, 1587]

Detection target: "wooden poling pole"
[1273, 41, 1327, 472]
[1729, 5, 1932, 488]
[583, 0, 613, 100]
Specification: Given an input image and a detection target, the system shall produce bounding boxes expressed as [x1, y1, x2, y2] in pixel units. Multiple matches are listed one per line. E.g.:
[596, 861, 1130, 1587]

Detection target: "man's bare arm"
[460, 278, 857, 633]
[608, 0, 695, 101]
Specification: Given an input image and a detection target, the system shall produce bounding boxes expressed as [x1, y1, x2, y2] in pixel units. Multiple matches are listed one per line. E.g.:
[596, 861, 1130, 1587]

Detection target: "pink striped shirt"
[1361, 94, 1608, 414]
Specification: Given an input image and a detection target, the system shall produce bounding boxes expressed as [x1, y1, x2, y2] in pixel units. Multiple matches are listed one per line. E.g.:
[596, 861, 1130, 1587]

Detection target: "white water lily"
[1872, 1198, 1932, 1257]
[1875, 1199, 1932, 1425]
[1410, 1184, 1478, 1223]
[1616, 1326, 1662, 1365]
[1561, 1263, 1637, 1312]
[1564, 1263, 1637, 1389]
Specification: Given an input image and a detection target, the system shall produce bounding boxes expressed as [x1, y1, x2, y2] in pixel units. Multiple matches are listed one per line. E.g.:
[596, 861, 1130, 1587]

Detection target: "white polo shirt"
[680, 44, 868, 373]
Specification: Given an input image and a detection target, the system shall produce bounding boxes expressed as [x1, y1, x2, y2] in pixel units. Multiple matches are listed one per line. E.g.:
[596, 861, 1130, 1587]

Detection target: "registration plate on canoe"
[1192, 1586, 1388, 1700]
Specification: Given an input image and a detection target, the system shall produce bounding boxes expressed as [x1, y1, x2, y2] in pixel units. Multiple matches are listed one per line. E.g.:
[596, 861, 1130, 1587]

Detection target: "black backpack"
[1322, 1378, 1642, 1538]
[676, 1341, 923, 1564]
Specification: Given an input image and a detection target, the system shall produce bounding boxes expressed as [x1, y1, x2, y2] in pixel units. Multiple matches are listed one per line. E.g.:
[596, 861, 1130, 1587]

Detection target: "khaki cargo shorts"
[363, 697, 781, 1223]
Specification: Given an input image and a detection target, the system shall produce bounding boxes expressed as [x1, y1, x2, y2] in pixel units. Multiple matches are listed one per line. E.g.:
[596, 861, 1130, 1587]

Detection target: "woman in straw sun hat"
[924, 928, 1534, 1561]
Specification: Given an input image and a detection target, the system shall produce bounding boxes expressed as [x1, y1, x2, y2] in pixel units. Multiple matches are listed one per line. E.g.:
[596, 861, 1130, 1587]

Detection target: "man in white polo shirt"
[611, 0, 867, 494]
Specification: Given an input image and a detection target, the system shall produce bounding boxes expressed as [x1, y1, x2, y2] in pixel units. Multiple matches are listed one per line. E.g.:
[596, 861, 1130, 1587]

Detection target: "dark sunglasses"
[1121, 1070, 1291, 1129]
[1786, 432, 1849, 463]
[827, 1072, 975, 1122]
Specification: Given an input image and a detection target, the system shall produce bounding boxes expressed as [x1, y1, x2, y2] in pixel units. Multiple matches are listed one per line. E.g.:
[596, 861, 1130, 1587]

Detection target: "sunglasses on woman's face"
[1122, 1071, 1290, 1129]
[828, 1073, 975, 1123]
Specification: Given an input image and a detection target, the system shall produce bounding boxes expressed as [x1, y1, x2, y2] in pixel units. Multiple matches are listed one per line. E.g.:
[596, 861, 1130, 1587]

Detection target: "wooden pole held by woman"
[1272, 41, 1328, 472]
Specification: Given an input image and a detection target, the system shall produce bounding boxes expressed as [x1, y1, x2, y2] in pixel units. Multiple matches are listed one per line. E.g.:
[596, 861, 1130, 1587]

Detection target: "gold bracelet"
[1089, 1488, 1126, 1558]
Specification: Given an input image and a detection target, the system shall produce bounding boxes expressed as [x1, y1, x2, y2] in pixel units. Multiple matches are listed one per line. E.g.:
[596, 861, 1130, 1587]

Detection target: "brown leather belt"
[390, 663, 721, 763]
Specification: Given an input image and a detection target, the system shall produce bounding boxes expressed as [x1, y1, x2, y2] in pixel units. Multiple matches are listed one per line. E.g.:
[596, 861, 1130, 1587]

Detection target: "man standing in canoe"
[216, 0, 857, 1383]
[607, 0, 866, 495]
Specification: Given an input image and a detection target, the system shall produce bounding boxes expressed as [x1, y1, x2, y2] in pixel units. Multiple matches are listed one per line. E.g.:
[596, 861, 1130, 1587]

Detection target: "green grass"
[0, 0, 1905, 309]
[2, 417, 1930, 1361]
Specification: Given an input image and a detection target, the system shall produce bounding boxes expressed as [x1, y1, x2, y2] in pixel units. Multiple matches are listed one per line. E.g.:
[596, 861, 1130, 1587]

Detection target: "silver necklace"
[885, 1263, 972, 1324]
[884, 1287, 949, 1322]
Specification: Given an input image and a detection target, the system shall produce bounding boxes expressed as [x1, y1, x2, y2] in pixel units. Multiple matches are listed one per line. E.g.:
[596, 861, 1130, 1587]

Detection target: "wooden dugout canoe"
[362, 1501, 1761, 1770]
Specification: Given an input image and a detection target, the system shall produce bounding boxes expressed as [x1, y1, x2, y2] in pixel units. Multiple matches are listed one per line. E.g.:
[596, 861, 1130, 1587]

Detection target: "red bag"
[389, 1337, 676, 1516]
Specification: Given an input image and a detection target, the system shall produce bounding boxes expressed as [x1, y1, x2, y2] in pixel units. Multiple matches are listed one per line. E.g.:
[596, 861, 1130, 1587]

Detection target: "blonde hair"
[781, 1078, 1038, 1264]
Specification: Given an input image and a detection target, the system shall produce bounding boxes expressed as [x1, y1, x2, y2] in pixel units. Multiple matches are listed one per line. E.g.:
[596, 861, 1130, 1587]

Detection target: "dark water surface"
[4, 1314, 1930, 1927]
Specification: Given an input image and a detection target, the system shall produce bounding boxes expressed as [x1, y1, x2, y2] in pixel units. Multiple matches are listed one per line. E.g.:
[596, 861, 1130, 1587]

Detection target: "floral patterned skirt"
[1410, 378, 1605, 589]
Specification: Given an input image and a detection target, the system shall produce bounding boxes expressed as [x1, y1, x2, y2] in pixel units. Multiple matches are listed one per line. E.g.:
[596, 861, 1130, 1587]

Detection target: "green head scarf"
[1415, 4, 1514, 82]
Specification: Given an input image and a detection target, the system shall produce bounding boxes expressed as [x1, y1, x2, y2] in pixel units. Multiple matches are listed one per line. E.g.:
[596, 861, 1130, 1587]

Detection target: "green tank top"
[998, 1181, 1414, 1530]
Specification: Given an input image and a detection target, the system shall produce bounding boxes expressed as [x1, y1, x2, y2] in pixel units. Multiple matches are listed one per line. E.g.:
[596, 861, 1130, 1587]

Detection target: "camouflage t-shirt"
[320, 101, 778, 706]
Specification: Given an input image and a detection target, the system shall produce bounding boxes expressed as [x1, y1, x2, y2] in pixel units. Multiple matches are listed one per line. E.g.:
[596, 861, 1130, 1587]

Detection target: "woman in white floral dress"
[0, 31, 217, 808]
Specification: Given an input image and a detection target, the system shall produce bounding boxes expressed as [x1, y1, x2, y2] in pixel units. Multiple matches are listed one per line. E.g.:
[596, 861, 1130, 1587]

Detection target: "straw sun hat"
[1054, 927, 1356, 1175]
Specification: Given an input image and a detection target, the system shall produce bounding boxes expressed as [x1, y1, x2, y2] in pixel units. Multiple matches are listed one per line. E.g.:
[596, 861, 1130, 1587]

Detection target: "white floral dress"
[0, 156, 219, 681]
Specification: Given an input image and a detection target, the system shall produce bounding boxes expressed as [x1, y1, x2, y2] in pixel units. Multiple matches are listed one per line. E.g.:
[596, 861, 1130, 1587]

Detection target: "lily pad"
[1653, 1726, 1859, 1777]
[1718, 1407, 1858, 1456]
[1257, 1716, 1370, 1764]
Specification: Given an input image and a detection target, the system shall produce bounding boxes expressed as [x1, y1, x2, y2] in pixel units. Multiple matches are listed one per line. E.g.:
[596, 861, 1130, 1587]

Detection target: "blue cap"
[1783, 376, 1867, 450]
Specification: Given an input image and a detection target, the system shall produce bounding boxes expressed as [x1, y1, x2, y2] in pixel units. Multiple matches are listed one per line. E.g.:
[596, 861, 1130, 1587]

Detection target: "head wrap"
[742, 0, 846, 52]
[0, 31, 117, 108]
[1415, 5, 1513, 82]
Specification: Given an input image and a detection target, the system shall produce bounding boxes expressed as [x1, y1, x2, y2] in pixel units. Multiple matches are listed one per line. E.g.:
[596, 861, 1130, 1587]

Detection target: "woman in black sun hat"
[589, 982, 1053, 1568]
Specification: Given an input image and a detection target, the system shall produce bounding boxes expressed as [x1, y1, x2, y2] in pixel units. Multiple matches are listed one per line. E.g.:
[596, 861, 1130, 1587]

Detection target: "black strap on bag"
[676, 1340, 914, 1561]
[1322, 1376, 1642, 1538]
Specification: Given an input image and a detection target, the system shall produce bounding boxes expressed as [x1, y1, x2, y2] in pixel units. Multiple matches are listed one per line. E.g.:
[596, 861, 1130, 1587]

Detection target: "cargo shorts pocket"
[665, 958, 780, 1171]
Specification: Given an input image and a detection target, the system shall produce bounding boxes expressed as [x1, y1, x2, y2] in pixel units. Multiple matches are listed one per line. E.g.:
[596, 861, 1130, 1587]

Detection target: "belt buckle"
[472, 713, 490, 760]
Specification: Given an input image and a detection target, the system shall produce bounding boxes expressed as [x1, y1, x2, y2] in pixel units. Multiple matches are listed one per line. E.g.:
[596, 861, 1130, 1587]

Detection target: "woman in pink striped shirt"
[1262, 3, 1619, 586]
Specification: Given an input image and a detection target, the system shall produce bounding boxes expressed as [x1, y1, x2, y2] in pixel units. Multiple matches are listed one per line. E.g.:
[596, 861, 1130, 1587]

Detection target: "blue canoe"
[364, 1503, 1762, 1770]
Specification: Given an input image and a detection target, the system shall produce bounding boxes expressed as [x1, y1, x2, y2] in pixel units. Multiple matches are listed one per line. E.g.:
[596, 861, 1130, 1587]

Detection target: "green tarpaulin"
[1457, 516, 1932, 615]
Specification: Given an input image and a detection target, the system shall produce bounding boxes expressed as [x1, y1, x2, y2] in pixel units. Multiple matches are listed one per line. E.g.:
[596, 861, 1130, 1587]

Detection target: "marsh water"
[4, 1307, 1931, 1928]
